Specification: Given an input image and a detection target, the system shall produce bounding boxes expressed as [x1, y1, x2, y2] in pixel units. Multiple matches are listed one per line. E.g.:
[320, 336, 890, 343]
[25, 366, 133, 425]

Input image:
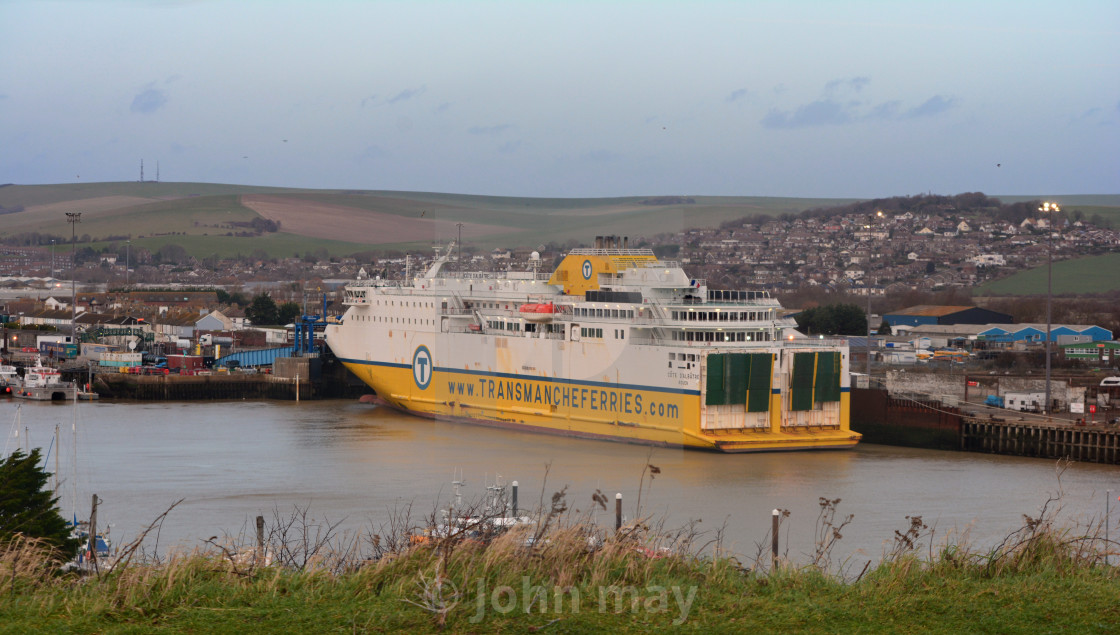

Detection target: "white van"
[1101, 377, 1120, 387]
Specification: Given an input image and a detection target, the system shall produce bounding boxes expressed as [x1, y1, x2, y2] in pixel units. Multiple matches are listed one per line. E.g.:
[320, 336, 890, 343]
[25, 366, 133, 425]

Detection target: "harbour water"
[4, 399, 1118, 565]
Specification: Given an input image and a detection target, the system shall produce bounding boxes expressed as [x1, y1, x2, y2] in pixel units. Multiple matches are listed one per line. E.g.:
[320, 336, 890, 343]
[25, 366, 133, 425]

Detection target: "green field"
[0, 182, 858, 258]
[978, 252, 1120, 295]
[3, 183, 1117, 260]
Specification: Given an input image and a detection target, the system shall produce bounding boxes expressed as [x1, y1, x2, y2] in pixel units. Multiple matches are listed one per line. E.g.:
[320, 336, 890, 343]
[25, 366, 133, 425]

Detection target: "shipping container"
[166, 355, 205, 371]
[100, 351, 143, 367]
[81, 343, 117, 357]
[40, 341, 78, 360]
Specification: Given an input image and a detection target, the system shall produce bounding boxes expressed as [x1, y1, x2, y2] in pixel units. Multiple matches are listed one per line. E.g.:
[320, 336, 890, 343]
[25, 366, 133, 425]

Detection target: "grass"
[0, 182, 861, 258]
[2, 484, 1118, 633]
[977, 252, 1120, 295]
[89, 233, 373, 261]
[3, 182, 1116, 261]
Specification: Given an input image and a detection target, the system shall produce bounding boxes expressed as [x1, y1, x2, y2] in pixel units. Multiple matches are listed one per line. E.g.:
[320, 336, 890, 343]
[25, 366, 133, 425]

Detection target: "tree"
[246, 293, 279, 326]
[277, 302, 302, 325]
[795, 303, 868, 336]
[155, 243, 189, 265]
[877, 320, 893, 336]
[0, 449, 80, 557]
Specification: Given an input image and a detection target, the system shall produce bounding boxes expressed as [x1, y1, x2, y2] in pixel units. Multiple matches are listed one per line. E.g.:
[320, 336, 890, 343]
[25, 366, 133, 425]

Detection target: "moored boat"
[326, 237, 859, 452]
[14, 356, 77, 401]
[0, 365, 18, 395]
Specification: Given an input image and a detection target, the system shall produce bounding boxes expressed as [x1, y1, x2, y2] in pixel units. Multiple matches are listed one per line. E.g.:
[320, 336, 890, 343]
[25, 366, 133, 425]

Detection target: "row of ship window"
[371, 300, 435, 308]
[575, 307, 636, 319]
[577, 327, 628, 340]
[671, 310, 769, 322]
[670, 331, 773, 342]
[486, 320, 522, 331]
[353, 314, 434, 326]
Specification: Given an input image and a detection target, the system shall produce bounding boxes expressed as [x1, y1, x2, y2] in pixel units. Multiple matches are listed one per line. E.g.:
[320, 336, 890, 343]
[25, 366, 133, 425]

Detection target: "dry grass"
[2, 465, 1119, 632]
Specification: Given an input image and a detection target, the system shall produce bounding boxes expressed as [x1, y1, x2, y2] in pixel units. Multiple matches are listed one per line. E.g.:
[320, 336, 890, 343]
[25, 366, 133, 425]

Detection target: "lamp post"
[1040, 202, 1059, 417]
[865, 210, 883, 380]
[50, 239, 55, 277]
[66, 212, 81, 342]
[125, 239, 130, 288]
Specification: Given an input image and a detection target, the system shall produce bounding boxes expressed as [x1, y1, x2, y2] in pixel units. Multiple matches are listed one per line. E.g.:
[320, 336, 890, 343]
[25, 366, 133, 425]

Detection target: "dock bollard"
[615, 493, 622, 531]
[771, 509, 780, 570]
[511, 481, 518, 517]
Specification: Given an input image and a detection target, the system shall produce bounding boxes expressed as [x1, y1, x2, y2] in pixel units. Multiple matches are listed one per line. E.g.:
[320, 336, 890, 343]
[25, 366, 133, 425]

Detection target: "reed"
[2, 477, 1118, 633]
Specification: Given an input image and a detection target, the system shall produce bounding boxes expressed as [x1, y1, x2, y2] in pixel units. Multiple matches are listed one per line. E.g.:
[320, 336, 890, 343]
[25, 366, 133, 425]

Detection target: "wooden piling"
[771, 509, 780, 570]
[615, 493, 622, 531]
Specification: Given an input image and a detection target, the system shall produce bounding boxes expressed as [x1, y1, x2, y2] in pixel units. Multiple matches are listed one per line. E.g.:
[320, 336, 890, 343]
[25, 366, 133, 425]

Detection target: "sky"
[1, 0, 1118, 198]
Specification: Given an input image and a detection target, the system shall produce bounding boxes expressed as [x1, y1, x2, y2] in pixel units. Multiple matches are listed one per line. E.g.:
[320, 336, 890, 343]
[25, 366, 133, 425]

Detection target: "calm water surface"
[5, 399, 1118, 564]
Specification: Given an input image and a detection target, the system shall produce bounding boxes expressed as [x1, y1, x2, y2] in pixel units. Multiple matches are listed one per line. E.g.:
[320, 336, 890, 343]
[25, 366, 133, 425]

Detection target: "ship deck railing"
[628, 334, 849, 348]
[568, 248, 657, 257]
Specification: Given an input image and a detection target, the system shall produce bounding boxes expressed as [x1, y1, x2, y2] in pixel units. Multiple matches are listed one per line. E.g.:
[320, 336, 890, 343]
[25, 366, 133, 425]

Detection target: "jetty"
[852, 386, 1120, 465]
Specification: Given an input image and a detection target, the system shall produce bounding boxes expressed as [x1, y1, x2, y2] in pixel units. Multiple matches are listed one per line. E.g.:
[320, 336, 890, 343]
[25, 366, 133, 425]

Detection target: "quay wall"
[851, 387, 962, 450]
[853, 386, 1120, 465]
[961, 419, 1120, 464]
[95, 374, 312, 401]
[90, 357, 371, 401]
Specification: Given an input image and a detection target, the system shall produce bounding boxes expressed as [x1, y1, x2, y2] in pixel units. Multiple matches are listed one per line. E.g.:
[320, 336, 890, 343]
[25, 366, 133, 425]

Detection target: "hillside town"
[1, 194, 1116, 298]
[0, 194, 1117, 383]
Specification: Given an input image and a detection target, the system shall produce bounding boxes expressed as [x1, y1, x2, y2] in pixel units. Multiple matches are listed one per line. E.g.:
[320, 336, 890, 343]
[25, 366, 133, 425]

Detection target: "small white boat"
[0, 365, 18, 394]
[13, 356, 77, 401]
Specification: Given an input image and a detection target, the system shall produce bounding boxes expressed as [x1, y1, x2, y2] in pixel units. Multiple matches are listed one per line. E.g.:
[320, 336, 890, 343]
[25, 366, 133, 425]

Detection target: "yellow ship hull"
[342, 360, 859, 452]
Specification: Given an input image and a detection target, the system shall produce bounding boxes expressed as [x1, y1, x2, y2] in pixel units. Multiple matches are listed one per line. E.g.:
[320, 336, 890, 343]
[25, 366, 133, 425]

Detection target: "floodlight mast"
[66, 212, 81, 341]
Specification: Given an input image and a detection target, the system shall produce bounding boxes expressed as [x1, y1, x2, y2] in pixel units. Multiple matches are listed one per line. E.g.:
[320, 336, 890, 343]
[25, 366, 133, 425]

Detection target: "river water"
[4, 399, 1118, 566]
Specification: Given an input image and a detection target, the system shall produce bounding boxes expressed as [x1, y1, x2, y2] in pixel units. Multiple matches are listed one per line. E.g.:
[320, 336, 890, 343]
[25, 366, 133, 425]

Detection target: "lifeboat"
[519, 302, 558, 323]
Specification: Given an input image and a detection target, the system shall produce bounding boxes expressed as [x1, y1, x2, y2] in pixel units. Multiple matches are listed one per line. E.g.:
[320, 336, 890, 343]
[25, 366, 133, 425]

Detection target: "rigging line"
[2, 403, 21, 457]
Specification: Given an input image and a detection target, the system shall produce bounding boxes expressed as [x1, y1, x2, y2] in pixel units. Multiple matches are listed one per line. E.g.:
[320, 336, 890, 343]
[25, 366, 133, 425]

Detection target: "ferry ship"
[326, 236, 859, 452]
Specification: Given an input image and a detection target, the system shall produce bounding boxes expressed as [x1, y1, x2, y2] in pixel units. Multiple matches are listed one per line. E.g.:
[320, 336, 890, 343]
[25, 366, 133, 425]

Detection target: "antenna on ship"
[486, 475, 504, 514]
[452, 469, 465, 508]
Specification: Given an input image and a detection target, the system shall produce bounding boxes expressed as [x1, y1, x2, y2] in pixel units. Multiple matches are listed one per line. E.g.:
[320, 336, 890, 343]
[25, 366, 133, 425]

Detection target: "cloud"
[387, 85, 426, 104]
[867, 100, 901, 121]
[435, 102, 451, 113]
[824, 76, 870, 94]
[360, 94, 379, 108]
[580, 149, 621, 162]
[130, 87, 168, 114]
[726, 88, 748, 103]
[763, 79, 956, 129]
[497, 140, 521, 154]
[468, 124, 512, 136]
[903, 95, 956, 118]
[761, 100, 853, 129]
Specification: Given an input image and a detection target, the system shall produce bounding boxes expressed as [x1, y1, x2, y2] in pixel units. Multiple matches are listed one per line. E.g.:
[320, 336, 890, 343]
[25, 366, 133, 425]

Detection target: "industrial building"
[884, 305, 1014, 329]
[1060, 341, 1120, 364]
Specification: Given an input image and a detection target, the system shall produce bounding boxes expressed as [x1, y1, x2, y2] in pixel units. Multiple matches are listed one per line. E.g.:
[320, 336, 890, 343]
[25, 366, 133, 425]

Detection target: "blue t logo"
[412, 346, 432, 390]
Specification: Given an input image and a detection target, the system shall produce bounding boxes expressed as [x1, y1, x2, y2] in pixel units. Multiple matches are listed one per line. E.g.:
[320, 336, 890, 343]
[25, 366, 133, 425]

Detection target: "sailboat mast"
[54, 424, 60, 493]
[71, 395, 78, 521]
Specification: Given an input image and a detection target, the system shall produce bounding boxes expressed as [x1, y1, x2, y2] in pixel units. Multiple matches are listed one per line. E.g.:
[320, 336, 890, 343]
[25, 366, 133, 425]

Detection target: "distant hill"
[2, 183, 1116, 261]
[0, 182, 858, 258]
